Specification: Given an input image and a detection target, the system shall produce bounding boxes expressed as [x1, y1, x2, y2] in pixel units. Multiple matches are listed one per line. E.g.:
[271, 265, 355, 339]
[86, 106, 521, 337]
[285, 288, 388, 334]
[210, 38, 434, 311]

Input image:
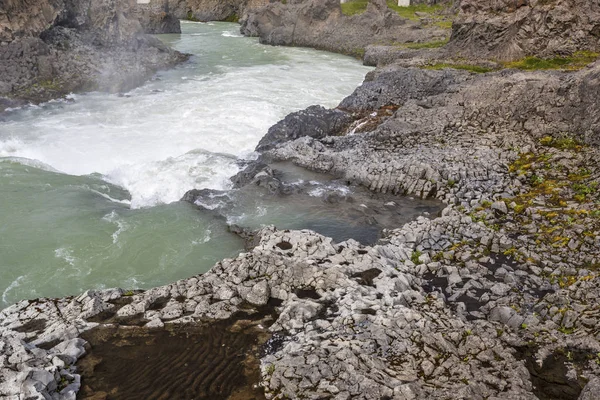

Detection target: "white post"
[397, 0, 411, 6]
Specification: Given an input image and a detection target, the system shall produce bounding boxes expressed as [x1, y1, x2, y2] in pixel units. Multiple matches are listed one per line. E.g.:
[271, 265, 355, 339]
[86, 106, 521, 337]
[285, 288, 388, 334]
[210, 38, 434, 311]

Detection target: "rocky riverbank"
[0, 0, 187, 111]
[2, 0, 600, 399]
[241, 0, 451, 58]
[3, 61, 600, 398]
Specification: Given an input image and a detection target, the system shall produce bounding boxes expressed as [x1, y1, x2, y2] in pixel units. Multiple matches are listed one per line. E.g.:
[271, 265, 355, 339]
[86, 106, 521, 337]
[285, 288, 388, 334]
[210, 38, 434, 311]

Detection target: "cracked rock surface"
[3, 14, 600, 400]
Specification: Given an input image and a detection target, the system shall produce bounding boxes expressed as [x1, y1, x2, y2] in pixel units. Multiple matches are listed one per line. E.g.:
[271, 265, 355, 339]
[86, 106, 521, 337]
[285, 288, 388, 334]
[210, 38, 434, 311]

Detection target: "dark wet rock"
[255, 105, 354, 152]
[231, 160, 272, 188]
[338, 67, 465, 113]
[181, 187, 225, 205]
[228, 224, 261, 250]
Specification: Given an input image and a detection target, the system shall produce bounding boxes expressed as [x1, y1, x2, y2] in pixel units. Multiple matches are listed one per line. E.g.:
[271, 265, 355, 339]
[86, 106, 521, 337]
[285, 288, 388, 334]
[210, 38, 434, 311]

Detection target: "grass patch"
[351, 47, 366, 59]
[386, 2, 443, 20]
[404, 39, 449, 50]
[341, 0, 448, 23]
[341, 0, 369, 16]
[425, 63, 494, 73]
[186, 11, 200, 21]
[539, 135, 583, 151]
[222, 13, 239, 23]
[434, 20, 453, 29]
[504, 51, 599, 71]
[411, 250, 423, 265]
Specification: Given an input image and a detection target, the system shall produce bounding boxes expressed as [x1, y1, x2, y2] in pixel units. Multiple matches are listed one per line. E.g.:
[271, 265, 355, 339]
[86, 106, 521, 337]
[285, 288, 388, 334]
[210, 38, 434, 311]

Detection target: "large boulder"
[256, 105, 354, 152]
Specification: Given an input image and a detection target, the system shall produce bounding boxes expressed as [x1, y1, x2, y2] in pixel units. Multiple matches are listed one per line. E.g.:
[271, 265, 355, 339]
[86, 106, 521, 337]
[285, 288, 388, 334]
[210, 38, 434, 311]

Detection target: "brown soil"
[76, 317, 270, 400]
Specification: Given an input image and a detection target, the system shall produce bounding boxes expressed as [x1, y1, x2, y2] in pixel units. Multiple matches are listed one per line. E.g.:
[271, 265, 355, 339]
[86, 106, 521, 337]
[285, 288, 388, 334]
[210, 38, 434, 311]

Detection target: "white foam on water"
[192, 229, 212, 245]
[0, 23, 372, 306]
[90, 189, 132, 206]
[222, 31, 243, 38]
[1, 276, 25, 305]
[102, 210, 129, 245]
[0, 23, 370, 208]
[54, 247, 77, 267]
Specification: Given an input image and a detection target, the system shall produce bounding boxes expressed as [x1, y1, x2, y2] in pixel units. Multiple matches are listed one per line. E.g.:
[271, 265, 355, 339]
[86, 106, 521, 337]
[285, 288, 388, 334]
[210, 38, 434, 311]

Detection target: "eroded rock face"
[0, 0, 186, 109]
[265, 62, 600, 200]
[449, 0, 600, 60]
[240, 0, 449, 56]
[168, 0, 269, 21]
[134, 0, 182, 34]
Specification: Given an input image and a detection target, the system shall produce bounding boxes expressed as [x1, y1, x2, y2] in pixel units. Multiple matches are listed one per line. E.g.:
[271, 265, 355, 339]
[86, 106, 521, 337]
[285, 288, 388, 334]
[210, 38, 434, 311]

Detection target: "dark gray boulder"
[255, 105, 353, 152]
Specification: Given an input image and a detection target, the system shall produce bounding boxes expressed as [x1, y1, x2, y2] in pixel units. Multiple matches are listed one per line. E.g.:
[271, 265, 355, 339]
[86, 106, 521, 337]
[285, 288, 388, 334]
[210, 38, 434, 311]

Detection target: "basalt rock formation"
[0, 0, 186, 110]
[169, 0, 270, 22]
[3, 0, 600, 399]
[240, 0, 449, 57]
[3, 57, 600, 399]
[449, 0, 600, 60]
[134, 0, 182, 34]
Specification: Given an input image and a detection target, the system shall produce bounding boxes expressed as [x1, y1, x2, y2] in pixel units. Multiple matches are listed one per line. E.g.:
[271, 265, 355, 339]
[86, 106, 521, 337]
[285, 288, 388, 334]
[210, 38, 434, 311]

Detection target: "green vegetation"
[186, 11, 200, 21]
[504, 51, 599, 71]
[418, 51, 597, 74]
[424, 63, 494, 74]
[340, 0, 369, 16]
[265, 364, 276, 375]
[29, 79, 62, 92]
[351, 47, 366, 59]
[539, 135, 583, 151]
[434, 20, 453, 29]
[340, 0, 450, 26]
[386, 2, 443, 20]
[222, 13, 239, 23]
[411, 250, 423, 264]
[404, 39, 449, 50]
[558, 326, 575, 335]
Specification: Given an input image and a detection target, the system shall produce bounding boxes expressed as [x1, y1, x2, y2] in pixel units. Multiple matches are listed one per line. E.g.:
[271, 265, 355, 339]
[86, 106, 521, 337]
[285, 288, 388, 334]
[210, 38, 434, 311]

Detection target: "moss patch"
[503, 138, 600, 262]
[504, 51, 599, 71]
[424, 63, 494, 73]
[403, 39, 449, 50]
[185, 11, 200, 21]
[340, 0, 369, 16]
[341, 0, 452, 29]
[222, 13, 239, 23]
[386, 2, 443, 20]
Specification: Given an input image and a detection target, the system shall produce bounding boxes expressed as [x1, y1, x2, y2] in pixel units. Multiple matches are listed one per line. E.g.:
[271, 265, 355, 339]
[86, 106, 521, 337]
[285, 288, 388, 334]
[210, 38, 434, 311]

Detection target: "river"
[0, 22, 374, 307]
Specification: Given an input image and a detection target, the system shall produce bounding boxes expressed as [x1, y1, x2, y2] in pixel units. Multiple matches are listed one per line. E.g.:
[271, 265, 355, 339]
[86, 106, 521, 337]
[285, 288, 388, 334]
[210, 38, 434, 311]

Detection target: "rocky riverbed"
[2, 0, 600, 399]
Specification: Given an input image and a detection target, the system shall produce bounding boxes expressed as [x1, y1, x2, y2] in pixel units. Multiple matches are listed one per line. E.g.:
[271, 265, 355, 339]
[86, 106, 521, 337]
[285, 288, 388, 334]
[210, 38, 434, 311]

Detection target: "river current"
[0, 22, 373, 307]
